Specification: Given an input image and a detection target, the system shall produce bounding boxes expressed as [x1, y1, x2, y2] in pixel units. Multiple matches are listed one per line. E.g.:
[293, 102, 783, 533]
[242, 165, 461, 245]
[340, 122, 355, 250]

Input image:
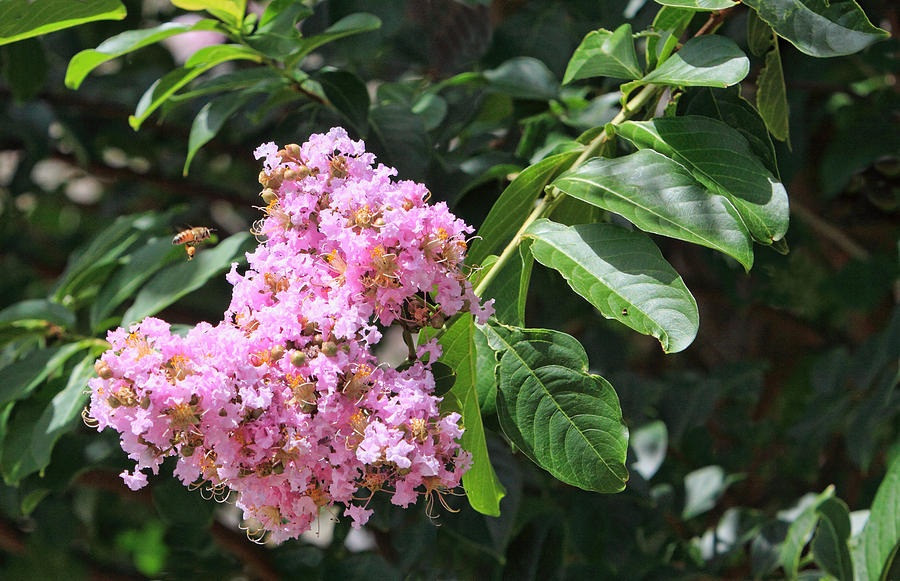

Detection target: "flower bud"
[290, 351, 307, 367]
[261, 188, 278, 204]
[270, 345, 285, 361]
[321, 341, 338, 357]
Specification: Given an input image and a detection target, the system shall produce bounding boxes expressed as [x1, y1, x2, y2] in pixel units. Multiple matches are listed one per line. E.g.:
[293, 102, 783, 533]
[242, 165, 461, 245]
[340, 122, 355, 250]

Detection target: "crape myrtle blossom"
[85, 127, 493, 543]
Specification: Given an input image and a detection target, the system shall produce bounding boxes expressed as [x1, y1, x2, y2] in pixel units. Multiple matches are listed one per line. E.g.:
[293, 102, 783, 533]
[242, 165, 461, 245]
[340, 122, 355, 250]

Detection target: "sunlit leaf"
[0, 0, 125, 46]
[563, 24, 642, 84]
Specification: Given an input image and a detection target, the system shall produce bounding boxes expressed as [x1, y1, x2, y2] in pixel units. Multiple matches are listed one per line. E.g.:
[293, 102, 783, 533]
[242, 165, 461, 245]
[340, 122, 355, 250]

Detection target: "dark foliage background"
[0, 0, 897, 579]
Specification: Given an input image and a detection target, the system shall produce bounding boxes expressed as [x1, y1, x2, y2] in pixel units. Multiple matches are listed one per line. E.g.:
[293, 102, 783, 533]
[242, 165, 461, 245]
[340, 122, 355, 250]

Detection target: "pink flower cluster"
[86, 128, 492, 543]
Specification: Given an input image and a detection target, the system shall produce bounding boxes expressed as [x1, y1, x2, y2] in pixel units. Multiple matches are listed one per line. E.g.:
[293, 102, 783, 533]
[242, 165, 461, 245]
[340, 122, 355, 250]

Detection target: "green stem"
[474, 83, 664, 298]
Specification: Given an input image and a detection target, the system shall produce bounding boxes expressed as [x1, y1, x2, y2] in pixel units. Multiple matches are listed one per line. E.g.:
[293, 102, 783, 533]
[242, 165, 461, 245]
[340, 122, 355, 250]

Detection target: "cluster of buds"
[86, 128, 492, 543]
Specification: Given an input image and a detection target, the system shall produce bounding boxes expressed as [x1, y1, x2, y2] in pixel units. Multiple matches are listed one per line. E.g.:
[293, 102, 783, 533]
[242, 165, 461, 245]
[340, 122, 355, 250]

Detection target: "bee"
[173, 226, 214, 260]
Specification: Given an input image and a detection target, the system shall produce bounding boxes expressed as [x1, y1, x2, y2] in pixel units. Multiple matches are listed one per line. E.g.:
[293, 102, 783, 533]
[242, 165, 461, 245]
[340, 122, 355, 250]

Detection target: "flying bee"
[173, 226, 214, 260]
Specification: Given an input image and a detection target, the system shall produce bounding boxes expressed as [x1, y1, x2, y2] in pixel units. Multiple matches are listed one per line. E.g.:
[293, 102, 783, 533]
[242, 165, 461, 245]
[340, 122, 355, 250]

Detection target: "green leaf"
[52, 212, 173, 304]
[168, 67, 285, 102]
[244, 0, 312, 58]
[747, 9, 775, 56]
[617, 116, 789, 244]
[129, 45, 262, 131]
[437, 315, 505, 516]
[483, 57, 559, 101]
[684, 87, 780, 177]
[431, 362, 456, 397]
[170, 0, 245, 27]
[0, 343, 88, 407]
[292, 13, 382, 64]
[550, 149, 754, 269]
[852, 455, 900, 581]
[411, 93, 447, 132]
[780, 488, 834, 578]
[757, 42, 790, 143]
[122, 232, 253, 325]
[368, 103, 429, 181]
[183, 90, 255, 175]
[89, 238, 183, 331]
[0, 299, 75, 330]
[473, 326, 497, 415]
[318, 69, 370, 138]
[653, 0, 737, 9]
[743, 0, 889, 58]
[525, 219, 699, 353]
[683, 465, 729, 519]
[1, 38, 48, 101]
[65, 20, 221, 90]
[563, 24, 642, 84]
[477, 242, 534, 327]
[1, 353, 96, 484]
[812, 497, 852, 581]
[636, 35, 749, 89]
[468, 149, 581, 266]
[483, 323, 628, 493]
[0, 0, 126, 46]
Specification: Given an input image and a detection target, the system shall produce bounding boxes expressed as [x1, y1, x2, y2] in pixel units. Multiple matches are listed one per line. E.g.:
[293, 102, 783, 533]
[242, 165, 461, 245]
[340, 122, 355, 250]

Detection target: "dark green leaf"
[89, 239, 183, 331]
[780, 488, 834, 578]
[431, 362, 456, 396]
[0, 0, 126, 46]
[743, 0, 889, 58]
[368, 103, 429, 181]
[436, 315, 504, 516]
[617, 116, 789, 244]
[1, 353, 95, 484]
[152, 476, 215, 527]
[483, 323, 629, 492]
[468, 149, 581, 266]
[183, 90, 256, 175]
[168, 67, 285, 102]
[0, 299, 75, 330]
[122, 232, 253, 325]
[637, 35, 749, 89]
[563, 24, 642, 84]
[245, 0, 312, 58]
[653, 0, 737, 9]
[757, 43, 790, 143]
[684, 87, 780, 177]
[852, 455, 900, 581]
[1, 38, 47, 100]
[411, 93, 447, 131]
[812, 497, 852, 581]
[65, 20, 221, 90]
[292, 13, 382, 64]
[747, 9, 775, 56]
[483, 57, 559, 101]
[477, 241, 533, 327]
[0, 343, 88, 407]
[525, 219, 699, 353]
[318, 69, 370, 138]
[129, 45, 262, 131]
[550, 149, 754, 268]
[473, 326, 497, 415]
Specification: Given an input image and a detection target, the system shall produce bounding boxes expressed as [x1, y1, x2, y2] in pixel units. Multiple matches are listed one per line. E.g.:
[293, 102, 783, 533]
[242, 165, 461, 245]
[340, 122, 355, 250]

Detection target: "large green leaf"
[1, 352, 96, 485]
[0, 299, 75, 330]
[525, 219, 699, 353]
[245, 0, 312, 58]
[563, 24, 642, 84]
[65, 20, 221, 90]
[0, 0, 126, 46]
[757, 42, 790, 143]
[318, 69, 370, 138]
[852, 455, 900, 581]
[291, 13, 382, 64]
[122, 232, 253, 325]
[812, 497, 852, 581]
[483, 323, 628, 493]
[684, 87, 779, 177]
[550, 149, 754, 269]
[743, 0, 889, 58]
[635, 35, 749, 89]
[468, 149, 581, 266]
[89, 238, 183, 331]
[653, 0, 737, 9]
[183, 90, 256, 175]
[483, 57, 559, 101]
[435, 315, 505, 516]
[476, 241, 534, 327]
[617, 116, 789, 244]
[170, 0, 245, 27]
[129, 45, 262, 130]
[0, 342, 88, 407]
